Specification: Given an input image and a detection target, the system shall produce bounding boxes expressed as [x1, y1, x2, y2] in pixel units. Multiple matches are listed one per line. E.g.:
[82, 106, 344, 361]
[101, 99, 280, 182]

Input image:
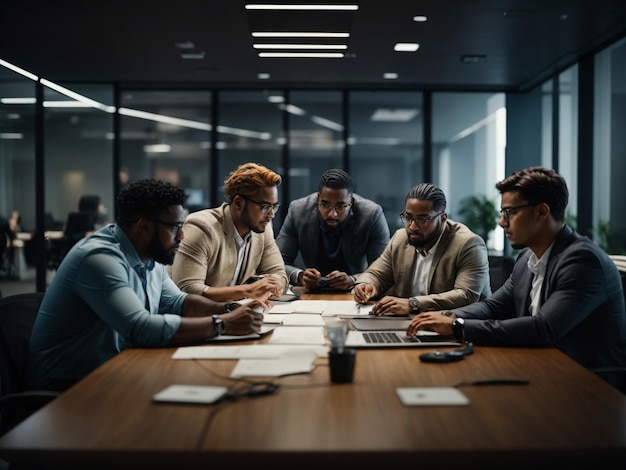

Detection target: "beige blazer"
[357, 219, 491, 312]
[171, 203, 288, 295]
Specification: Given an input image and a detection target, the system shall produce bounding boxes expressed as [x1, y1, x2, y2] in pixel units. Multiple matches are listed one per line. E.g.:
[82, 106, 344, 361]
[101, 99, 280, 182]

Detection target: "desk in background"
[0, 293, 625, 469]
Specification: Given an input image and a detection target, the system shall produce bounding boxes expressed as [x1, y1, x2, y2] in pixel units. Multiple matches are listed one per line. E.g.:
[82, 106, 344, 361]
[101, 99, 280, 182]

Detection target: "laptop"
[345, 318, 460, 348]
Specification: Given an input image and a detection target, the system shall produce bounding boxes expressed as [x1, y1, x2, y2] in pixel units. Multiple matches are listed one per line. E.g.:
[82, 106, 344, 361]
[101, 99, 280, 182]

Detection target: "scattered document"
[268, 326, 327, 345]
[266, 300, 367, 317]
[230, 349, 318, 377]
[172, 344, 329, 360]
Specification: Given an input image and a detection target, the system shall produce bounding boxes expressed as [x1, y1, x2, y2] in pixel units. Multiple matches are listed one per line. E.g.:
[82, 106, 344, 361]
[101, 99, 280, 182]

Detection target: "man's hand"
[406, 311, 454, 337]
[353, 283, 377, 304]
[245, 275, 284, 300]
[221, 299, 266, 335]
[370, 296, 411, 316]
[323, 270, 355, 291]
[300, 268, 323, 290]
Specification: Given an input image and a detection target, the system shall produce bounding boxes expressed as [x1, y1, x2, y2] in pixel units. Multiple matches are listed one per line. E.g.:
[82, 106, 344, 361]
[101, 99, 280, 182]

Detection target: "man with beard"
[353, 182, 490, 315]
[276, 169, 389, 291]
[26, 179, 267, 392]
[171, 162, 288, 302]
[407, 167, 626, 372]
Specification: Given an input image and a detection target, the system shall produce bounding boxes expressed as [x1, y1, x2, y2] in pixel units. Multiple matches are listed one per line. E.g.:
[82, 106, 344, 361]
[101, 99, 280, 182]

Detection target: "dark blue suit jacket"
[276, 193, 390, 285]
[453, 225, 626, 369]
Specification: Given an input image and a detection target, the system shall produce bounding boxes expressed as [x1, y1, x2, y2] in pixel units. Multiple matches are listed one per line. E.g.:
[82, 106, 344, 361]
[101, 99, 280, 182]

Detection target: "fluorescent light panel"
[245, 4, 358, 11]
[371, 109, 419, 122]
[259, 52, 344, 58]
[1, 97, 36, 104]
[254, 44, 347, 50]
[252, 32, 349, 38]
[394, 43, 419, 52]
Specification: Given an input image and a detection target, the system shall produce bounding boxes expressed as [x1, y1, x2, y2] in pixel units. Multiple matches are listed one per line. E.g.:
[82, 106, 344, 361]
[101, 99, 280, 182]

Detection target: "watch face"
[409, 297, 419, 310]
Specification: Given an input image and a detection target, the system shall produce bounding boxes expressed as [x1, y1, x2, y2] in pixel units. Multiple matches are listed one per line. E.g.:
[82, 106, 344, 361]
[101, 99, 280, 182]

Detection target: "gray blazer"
[275, 193, 390, 284]
[357, 219, 491, 311]
[454, 225, 626, 370]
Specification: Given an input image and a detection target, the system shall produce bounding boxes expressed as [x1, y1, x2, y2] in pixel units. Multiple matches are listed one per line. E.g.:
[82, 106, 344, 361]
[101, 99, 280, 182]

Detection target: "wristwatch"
[224, 302, 240, 313]
[452, 317, 465, 343]
[409, 296, 420, 312]
[441, 310, 458, 320]
[212, 314, 224, 337]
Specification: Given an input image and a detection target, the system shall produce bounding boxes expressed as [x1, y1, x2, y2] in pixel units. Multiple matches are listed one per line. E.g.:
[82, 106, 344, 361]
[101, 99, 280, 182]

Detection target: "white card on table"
[396, 387, 469, 406]
[152, 384, 228, 404]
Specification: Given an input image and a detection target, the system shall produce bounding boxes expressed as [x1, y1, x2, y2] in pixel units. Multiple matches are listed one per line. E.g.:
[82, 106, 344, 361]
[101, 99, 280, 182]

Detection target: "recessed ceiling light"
[394, 43, 419, 52]
[258, 73, 271, 79]
[383, 73, 398, 79]
[413, 15, 428, 22]
[267, 95, 284, 103]
[253, 44, 347, 50]
[245, 4, 358, 11]
[371, 108, 419, 122]
[259, 52, 344, 58]
[252, 32, 350, 38]
[0, 97, 36, 104]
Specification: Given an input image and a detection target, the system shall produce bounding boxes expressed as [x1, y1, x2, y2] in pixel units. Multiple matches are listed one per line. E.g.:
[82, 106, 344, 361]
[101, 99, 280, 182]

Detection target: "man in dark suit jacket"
[408, 166, 626, 371]
[276, 169, 390, 291]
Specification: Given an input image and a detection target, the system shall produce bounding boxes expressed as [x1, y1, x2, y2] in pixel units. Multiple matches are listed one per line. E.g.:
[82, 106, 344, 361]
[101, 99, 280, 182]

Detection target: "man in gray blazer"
[407, 167, 626, 371]
[354, 183, 491, 315]
[276, 169, 390, 291]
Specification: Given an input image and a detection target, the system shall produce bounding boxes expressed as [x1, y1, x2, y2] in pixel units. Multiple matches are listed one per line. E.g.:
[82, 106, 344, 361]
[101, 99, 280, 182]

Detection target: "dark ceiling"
[1, 1, 626, 92]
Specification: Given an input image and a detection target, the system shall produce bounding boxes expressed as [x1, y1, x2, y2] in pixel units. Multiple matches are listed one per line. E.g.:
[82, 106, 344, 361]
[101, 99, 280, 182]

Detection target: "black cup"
[329, 348, 357, 383]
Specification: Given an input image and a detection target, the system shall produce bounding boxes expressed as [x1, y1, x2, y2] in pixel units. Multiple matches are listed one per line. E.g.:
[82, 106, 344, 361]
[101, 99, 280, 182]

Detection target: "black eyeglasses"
[499, 203, 539, 221]
[318, 201, 352, 214]
[400, 211, 444, 228]
[147, 218, 184, 236]
[239, 195, 280, 215]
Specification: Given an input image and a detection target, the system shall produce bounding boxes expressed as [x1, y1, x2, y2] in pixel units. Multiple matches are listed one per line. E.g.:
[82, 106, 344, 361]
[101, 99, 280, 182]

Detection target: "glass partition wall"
[6, 30, 626, 294]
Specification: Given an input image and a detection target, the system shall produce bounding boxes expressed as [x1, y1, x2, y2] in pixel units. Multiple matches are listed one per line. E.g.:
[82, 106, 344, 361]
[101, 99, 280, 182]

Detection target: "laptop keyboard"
[362, 331, 414, 344]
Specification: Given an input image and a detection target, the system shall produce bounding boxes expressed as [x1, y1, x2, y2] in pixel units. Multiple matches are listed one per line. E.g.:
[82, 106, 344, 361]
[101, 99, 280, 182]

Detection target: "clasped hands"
[300, 268, 355, 291]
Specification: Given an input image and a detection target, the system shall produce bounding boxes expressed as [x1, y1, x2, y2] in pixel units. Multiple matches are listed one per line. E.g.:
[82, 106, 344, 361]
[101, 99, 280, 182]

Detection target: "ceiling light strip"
[0, 58, 38, 81]
[40, 79, 115, 113]
[118, 108, 212, 131]
[252, 32, 350, 38]
[253, 44, 347, 50]
[259, 52, 344, 58]
[245, 4, 358, 11]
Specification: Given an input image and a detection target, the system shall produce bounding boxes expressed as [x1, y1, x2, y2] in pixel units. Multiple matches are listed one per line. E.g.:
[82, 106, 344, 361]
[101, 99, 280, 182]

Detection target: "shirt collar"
[113, 224, 156, 273]
[417, 224, 446, 257]
[527, 242, 554, 277]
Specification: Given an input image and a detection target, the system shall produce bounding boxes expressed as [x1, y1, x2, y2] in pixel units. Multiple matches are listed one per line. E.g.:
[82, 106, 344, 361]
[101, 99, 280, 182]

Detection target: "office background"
[1, 2, 626, 293]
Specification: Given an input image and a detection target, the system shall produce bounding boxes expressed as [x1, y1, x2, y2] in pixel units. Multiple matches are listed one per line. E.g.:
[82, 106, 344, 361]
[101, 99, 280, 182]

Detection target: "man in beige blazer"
[171, 162, 288, 302]
[353, 183, 491, 316]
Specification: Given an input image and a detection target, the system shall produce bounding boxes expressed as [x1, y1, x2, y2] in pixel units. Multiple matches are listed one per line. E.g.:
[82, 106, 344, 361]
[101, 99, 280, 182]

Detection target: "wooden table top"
[1, 292, 625, 469]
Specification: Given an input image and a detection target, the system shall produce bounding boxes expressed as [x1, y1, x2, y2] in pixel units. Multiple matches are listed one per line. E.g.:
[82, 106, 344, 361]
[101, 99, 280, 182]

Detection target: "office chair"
[0, 293, 61, 434]
[487, 255, 515, 293]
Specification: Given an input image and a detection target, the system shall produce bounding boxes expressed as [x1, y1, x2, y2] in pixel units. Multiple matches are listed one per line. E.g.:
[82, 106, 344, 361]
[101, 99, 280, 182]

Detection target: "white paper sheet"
[268, 326, 327, 345]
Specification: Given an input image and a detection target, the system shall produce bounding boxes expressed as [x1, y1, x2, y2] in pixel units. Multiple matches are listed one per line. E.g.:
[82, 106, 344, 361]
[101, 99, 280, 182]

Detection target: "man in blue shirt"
[26, 179, 266, 392]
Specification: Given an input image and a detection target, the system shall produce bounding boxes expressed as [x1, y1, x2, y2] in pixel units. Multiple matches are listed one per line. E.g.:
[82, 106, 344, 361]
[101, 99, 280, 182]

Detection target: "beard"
[407, 218, 442, 248]
[148, 231, 177, 265]
[242, 205, 267, 234]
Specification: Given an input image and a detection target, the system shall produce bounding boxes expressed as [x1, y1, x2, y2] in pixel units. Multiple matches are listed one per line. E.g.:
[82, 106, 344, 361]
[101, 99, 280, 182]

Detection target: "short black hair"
[318, 169, 353, 193]
[115, 179, 187, 227]
[405, 183, 447, 212]
[495, 166, 568, 222]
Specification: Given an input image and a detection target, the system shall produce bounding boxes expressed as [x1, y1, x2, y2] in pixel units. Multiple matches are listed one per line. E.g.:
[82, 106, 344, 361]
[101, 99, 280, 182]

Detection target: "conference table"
[1, 292, 625, 469]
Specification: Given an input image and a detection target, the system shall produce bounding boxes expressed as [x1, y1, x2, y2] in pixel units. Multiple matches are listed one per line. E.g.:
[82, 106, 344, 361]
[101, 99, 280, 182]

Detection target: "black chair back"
[488, 255, 515, 293]
[0, 292, 59, 433]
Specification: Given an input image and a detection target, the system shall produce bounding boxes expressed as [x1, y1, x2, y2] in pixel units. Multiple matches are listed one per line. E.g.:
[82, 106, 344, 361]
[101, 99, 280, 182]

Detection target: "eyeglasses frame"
[239, 194, 281, 215]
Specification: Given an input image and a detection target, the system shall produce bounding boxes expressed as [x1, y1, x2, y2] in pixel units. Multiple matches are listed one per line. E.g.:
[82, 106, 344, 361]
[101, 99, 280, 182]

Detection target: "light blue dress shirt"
[26, 224, 186, 390]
